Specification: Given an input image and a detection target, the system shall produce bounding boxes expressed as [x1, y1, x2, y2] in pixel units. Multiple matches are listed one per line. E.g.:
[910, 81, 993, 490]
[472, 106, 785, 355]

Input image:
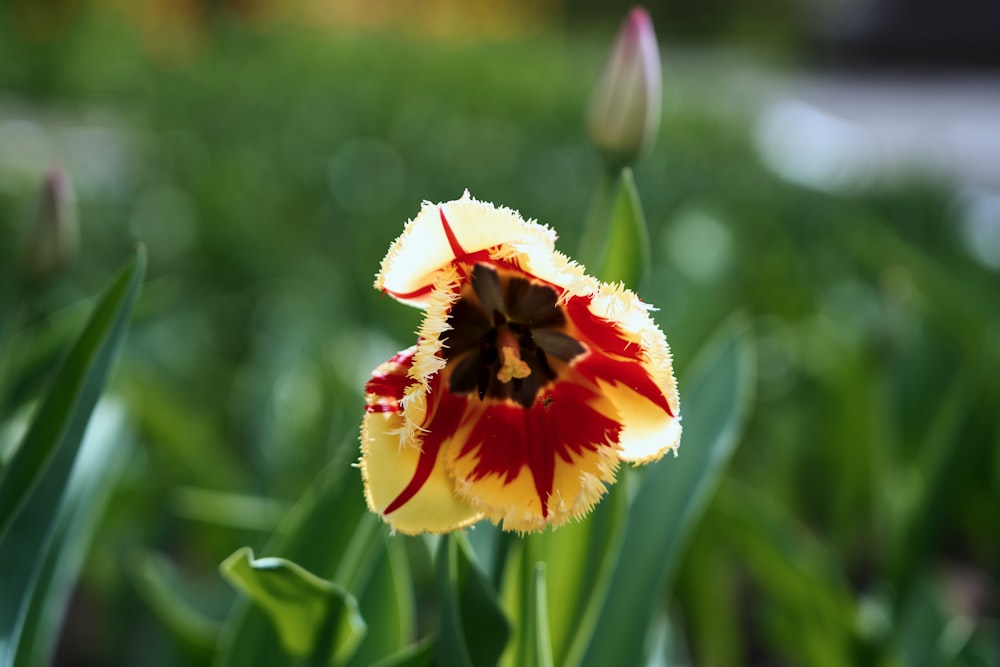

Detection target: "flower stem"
[578, 165, 621, 273]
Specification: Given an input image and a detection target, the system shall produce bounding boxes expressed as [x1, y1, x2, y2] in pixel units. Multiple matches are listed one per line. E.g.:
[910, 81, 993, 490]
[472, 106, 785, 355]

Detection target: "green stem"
[332, 513, 379, 593]
[491, 530, 513, 591]
[577, 166, 622, 271]
[530, 563, 554, 667]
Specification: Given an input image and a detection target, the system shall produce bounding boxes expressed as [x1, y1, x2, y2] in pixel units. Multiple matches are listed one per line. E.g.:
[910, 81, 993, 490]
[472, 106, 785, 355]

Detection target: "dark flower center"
[443, 264, 585, 408]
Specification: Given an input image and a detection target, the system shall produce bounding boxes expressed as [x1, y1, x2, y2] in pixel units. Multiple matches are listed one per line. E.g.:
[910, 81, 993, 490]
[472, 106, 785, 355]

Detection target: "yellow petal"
[572, 284, 681, 462]
[442, 381, 622, 533]
[448, 440, 620, 533]
[598, 379, 681, 463]
[360, 410, 483, 534]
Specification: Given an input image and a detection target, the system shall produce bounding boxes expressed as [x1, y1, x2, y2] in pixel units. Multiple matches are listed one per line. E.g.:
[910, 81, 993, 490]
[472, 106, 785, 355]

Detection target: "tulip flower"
[586, 7, 662, 168]
[360, 193, 680, 534]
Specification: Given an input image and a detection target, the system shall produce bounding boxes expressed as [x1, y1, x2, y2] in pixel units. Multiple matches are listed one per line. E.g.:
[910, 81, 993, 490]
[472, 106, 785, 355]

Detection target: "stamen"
[497, 347, 531, 383]
[495, 328, 531, 383]
[444, 265, 584, 408]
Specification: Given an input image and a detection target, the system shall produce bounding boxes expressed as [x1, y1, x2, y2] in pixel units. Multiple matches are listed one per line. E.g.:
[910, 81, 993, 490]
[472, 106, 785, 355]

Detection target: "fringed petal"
[375, 191, 559, 307]
[596, 379, 681, 462]
[565, 290, 681, 462]
[360, 348, 482, 534]
[441, 379, 622, 532]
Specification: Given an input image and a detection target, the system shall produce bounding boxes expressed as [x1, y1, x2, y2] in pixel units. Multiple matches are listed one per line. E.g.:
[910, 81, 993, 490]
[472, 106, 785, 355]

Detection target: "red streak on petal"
[382, 285, 434, 301]
[461, 249, 505, 266]
[365, 348, 415, 413]
[365, 403, 401, 414]
[456, 381, 621, 519]
[365, 373, 408, 401]
[383, 283, 436, 301]
[565, 296, 639, 359]
[565, 296, 674, 417]
[383, 437, 439, 515]
[383, 228, 567, 304]
[365, 349, 417, 401]
[440, 208, 468, 260]
[383, 381, 468, 515]
[577, 352, 673, 417]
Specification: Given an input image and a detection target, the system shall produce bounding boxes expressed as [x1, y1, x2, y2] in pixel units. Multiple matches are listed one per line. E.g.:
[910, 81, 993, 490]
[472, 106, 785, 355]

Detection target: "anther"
[495, 328, 531, 383]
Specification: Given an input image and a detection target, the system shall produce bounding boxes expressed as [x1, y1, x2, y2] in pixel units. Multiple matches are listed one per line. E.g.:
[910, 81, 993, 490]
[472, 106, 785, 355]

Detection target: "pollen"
[496, 329, 532, 383]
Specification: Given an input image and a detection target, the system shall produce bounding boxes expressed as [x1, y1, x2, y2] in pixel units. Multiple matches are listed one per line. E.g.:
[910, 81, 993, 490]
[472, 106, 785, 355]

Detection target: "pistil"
[495, 327, 531, 383]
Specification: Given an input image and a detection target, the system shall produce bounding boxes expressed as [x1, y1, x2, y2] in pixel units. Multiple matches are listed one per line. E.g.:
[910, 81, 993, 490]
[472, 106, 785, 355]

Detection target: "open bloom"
[360, 192, 680, 533]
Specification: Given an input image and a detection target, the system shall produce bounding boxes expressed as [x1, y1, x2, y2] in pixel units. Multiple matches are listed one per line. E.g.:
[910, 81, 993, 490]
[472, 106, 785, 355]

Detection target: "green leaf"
[957, 619, 1000, 667]
[369, 636, 436, 667]
[0, 247, 145, 666]
[343, 535, 414, 667]
[130, 550, 221, 656]
[714, 480, 859, 667]
[892, 370, 975, 592]
[0, 300, 90, 421]
[465, 522, 508, 588]
[519, 480, 627, 667]
[122, 370, 252, 492]
[171, 486, 288, 532]
[896, 576, 972, 667]
[0, 246, 144, 534]
[220, 547, 366, 665]
[213, 455, 383, 667]
[597, 167, 651, 290]
[578, 316, 756, 667]
[436, 534, 511, 667]
[16, 401, 132, 667]
[674, 523, 745, 666]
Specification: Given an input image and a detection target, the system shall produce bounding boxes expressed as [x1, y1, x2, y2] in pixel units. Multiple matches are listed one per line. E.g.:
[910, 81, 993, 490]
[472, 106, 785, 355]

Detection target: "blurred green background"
[1, 1, 998, 665]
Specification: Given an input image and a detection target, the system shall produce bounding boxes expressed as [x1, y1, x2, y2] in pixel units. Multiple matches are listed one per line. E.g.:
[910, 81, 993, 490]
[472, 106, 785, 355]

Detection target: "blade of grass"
[0, 247, 144, 533]
[0, 247, 145, 665]
[714, 479, 859, 667]
[17, 401, 131, 667]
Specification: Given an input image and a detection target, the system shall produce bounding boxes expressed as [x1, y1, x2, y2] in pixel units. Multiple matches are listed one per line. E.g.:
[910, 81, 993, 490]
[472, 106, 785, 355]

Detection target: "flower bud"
[586, 7, 663, 168]
[22, 167, 79, 282]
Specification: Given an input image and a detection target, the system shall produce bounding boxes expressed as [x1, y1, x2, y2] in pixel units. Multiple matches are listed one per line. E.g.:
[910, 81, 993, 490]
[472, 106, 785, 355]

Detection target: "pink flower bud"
[587, 7, 663, 167]
[22, 167, 79, 281]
